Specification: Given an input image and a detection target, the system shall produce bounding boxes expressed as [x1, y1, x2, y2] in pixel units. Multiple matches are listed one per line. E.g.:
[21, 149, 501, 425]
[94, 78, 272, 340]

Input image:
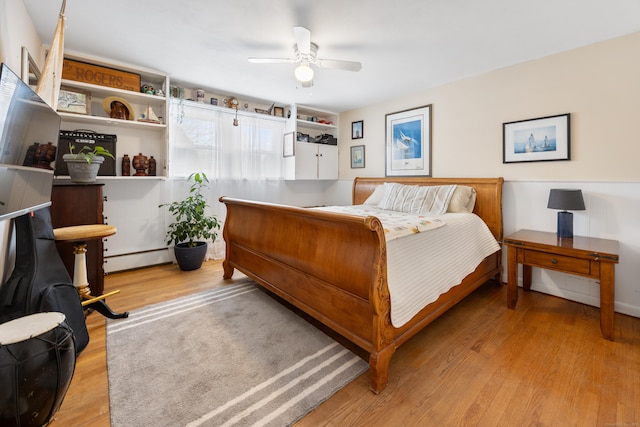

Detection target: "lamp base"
[557, 211, 574, 238]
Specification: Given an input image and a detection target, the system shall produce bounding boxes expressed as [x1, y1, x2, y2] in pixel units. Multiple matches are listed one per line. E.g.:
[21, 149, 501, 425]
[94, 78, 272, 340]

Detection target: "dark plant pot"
[173, 242, 207, 271]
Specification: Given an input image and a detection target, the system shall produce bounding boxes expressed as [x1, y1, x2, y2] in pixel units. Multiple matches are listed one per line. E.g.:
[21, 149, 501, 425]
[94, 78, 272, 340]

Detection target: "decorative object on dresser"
[62, 143, 114, 183]
[547, 188, 586, 238]
[503, 113, 570, 163]
[385, 105, 432, 177]
[503, 229, 619, 340]
[159, 172, 220, 271]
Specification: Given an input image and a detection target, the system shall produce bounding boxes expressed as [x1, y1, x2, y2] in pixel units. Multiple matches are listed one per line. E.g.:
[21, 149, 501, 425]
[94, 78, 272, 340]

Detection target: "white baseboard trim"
[105, 249, 172, 273]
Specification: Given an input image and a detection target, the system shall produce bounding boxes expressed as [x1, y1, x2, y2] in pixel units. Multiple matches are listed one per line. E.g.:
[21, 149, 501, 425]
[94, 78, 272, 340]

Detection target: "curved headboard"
[352, 177, 504, 242]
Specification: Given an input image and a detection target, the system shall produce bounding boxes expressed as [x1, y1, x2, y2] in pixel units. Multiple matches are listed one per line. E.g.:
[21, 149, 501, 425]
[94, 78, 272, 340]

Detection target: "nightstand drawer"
[523, 250, 591, 275]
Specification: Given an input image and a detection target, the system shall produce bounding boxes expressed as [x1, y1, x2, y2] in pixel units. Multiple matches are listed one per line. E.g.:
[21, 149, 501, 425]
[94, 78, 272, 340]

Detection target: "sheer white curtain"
[167, 98, 286, 258]
[169, 98, 285, 180]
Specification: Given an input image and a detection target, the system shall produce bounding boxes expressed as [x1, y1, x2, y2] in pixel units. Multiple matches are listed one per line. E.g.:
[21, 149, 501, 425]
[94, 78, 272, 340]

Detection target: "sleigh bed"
[219, 177, 503, 393]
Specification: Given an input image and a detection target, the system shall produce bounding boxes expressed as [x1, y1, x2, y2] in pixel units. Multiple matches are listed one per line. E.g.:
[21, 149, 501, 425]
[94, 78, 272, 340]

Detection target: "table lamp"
[547, 189, 585, 238]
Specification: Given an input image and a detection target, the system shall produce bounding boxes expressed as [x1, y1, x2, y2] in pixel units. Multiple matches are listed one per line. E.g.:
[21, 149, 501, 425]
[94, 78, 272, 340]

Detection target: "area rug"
[106, 279, 368, 427]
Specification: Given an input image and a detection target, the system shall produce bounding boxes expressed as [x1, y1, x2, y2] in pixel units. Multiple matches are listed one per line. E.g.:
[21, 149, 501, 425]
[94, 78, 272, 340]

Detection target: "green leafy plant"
[67, 143, 114, 163]
[159, 172, 220, 247]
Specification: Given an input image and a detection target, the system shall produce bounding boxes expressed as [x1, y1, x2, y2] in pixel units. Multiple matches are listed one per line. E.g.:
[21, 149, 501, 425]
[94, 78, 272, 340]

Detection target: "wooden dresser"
[50, 182, 107, 296]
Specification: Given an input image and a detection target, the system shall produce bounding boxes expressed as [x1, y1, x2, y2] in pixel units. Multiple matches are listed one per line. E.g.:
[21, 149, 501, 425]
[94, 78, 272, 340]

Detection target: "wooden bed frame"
[219, 177, 503, 393]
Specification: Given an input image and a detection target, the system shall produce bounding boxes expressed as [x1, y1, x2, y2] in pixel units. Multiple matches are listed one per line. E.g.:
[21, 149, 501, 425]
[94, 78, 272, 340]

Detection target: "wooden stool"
[53, 224, 128, 319]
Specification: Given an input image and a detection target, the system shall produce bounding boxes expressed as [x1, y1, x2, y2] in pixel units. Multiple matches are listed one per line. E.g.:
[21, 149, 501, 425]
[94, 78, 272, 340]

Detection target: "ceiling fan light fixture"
[294, 63, 314, 82]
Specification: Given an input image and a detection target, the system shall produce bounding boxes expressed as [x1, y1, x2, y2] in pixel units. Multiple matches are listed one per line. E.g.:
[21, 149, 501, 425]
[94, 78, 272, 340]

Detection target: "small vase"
[122, 154, 131, 176]
[132, 153, 148, 176]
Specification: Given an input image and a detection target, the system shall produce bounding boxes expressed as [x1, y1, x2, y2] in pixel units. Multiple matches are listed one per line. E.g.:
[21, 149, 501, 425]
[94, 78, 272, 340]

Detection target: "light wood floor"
[49, 261, 640, 427]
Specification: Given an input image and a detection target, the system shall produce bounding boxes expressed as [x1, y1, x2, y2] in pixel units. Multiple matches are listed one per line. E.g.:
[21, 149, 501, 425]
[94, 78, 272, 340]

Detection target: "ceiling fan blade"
[293, 26, 311, 55]
[313, 58, 362, 72]
[248, 57, 296, 64]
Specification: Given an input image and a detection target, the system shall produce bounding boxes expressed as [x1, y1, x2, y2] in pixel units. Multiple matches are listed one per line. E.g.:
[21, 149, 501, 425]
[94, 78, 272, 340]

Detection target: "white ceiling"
[23, 0, 640, 113]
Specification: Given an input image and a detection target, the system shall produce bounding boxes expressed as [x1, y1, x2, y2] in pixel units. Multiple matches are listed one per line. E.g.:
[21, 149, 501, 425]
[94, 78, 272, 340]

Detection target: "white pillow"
[363, 183, 388, 205]
[377, 183, 457, 215]
[447, 185, 477, 213]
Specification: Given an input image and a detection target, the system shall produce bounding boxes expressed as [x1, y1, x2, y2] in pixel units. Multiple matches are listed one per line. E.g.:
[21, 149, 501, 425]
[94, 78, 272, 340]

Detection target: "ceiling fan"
[248, 26, 362, 87]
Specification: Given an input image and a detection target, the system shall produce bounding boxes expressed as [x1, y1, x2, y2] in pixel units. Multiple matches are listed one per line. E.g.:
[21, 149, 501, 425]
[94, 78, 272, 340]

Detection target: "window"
[169, 99, 285, 180]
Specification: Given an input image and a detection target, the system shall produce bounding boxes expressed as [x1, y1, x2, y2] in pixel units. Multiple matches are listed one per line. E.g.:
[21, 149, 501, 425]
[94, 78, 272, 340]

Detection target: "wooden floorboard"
[48, 261, 640, 426]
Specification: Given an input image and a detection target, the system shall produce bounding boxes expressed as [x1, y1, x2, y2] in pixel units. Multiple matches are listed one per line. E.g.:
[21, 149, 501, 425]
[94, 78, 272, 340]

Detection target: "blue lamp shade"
[547, 189, 586, 238]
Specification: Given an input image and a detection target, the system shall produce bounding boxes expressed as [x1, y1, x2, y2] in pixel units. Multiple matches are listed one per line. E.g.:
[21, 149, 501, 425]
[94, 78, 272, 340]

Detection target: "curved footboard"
[219, 197, 395, 392]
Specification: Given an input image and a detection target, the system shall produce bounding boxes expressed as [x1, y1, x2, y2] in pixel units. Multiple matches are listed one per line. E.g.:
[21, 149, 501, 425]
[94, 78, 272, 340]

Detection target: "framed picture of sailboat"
[503, 113, 570, 163]
[385, 104, 432, 176]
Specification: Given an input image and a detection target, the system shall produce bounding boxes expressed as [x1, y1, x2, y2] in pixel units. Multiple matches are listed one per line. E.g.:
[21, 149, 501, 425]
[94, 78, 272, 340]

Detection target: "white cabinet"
[290, 142, 338, 180]
[285, 105, 339, 180]
[55, 52, 169, 178]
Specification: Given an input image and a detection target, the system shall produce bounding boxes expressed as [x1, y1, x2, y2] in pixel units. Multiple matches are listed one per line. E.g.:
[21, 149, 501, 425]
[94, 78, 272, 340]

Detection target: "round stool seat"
[53, 224, 116, 242]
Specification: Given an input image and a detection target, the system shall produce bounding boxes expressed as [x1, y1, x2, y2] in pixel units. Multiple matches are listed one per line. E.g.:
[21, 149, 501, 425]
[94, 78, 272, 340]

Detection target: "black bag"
[313, 133, 338, 145]
[0, 208, 89, 354]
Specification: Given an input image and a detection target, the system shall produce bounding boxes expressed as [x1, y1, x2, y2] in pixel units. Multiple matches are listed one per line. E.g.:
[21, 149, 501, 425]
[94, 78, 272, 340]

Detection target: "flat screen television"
[0, 63, 61, 222]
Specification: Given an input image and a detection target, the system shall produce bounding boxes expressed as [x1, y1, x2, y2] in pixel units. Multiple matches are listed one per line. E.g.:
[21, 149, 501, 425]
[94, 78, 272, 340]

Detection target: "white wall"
[334, 32, 640, 317]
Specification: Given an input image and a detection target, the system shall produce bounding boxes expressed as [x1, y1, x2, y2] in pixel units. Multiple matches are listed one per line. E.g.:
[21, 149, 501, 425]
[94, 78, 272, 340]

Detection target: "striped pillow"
[377, 183, 457, 215]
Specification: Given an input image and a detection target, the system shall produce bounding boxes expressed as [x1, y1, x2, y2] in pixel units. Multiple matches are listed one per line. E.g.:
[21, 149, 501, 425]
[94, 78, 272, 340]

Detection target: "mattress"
[314, 206, 500, 327]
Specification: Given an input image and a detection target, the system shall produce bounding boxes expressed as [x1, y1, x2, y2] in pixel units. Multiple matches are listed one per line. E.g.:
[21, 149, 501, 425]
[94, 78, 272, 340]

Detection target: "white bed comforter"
[314, 206, 500, 327]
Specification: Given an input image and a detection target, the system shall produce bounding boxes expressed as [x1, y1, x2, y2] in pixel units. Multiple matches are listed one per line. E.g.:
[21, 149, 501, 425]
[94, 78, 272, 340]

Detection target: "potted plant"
[63, 143, 114, 183]
[159, 172, 220, 271]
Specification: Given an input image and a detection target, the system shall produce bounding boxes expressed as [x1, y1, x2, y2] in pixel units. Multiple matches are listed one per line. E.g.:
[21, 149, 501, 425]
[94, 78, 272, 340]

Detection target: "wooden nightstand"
[503, 229, 619, 340]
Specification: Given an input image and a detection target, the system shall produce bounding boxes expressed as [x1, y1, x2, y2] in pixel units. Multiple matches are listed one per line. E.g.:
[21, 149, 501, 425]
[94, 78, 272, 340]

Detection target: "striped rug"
[106, 280, 368, 426]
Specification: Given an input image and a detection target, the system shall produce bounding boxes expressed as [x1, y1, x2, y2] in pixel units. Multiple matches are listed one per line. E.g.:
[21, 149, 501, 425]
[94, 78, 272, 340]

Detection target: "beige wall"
[339, 31, 640, 182]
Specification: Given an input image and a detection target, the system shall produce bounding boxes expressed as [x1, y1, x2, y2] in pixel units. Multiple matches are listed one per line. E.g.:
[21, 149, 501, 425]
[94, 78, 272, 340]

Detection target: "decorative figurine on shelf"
[227, 97, 238, 109]
[110, 101, 129, 120]
[22, 142, 56, 169]
[22, 142, 39, 167]
[122, 154, 131, 176]
[148, 156, 156, 176]
[34, 142, 57, 169]
[138, 105, 162, 124]
[132, 153, 148, 176]
[103, 96, 134, 121]
[141, 84, 155, 95]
